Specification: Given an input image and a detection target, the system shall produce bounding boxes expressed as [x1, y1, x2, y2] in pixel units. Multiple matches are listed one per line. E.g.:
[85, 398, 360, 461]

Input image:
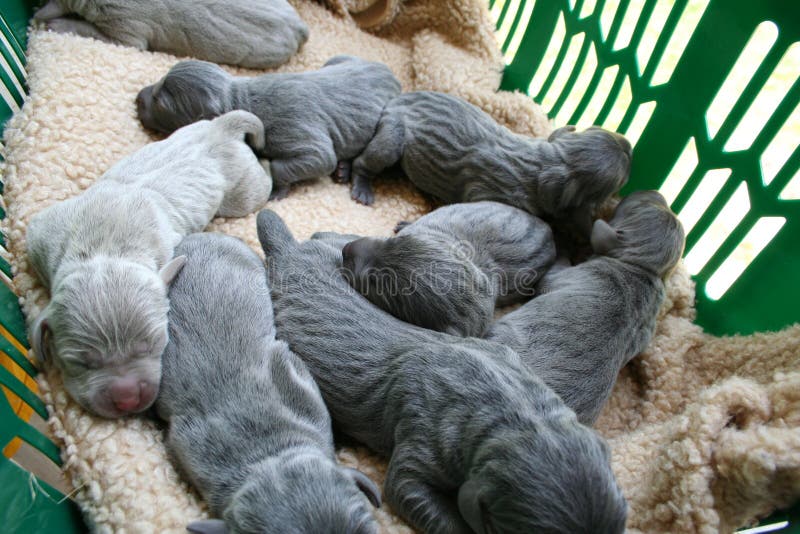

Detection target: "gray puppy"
[487, 191, 685, 425]
[349, 91, 631, 230]
[157, 233, 380, 534]
[341, 201, 556, 337]
[34, 0, 308, 69]
[27, 110, 271, 418]
[257, 209, 627, 534]
[136, 56, 402, 199]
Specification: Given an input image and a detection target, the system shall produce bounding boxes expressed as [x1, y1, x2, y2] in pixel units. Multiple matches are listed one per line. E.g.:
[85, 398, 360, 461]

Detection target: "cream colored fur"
[1, 0, 798, 532]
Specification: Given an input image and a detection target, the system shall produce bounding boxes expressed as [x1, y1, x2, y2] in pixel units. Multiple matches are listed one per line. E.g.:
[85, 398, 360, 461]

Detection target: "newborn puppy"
[157, 233, 379, 534]
[26, 110, 271, 418]
[34, 0, 308, 69]
[136, 56, 402, 199]
[257, 209, 627, 534]
[342, 201, 556, 337]
[350, 91, 631, 229]
[487, 191, 685, 425]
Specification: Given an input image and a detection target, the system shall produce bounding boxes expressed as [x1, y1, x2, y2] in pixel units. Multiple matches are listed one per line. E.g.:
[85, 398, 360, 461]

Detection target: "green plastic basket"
[0, 0, 797, 532]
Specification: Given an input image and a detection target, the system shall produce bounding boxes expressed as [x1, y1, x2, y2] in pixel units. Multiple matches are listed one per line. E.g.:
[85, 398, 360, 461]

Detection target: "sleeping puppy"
[349, 91, 631, 231]
[136, 56, 402, 199]
[487, 191, 685, 425]
[257, 209, 627, 534]
[34, 0, 308, 69]
[157, 233, 380, 534]
[341, 201, 556, 337]
[26, 110, 271, 418]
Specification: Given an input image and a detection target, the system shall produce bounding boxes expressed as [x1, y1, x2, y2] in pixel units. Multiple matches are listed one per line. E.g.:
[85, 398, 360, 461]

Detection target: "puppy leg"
[269, 139, 337, 201]
[45, 18, 115, 44]
[331, 160, 352, 183]
[350, 118, 405, 206]
[34, 0, 66, 21]
[384, 446, 472, 534]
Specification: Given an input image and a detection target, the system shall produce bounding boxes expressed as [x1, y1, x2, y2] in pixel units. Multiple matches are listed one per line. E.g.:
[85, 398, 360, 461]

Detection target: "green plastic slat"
[0, 282, 31, 350]
[0, 366, 45, 421]
[501, 0, 528, 52]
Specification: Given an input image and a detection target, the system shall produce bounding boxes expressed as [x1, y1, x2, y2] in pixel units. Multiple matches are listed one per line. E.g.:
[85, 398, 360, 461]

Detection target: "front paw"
[269, 183, 290, 201]
[331, 161, 352, 183]
[351, 184, 375, 206]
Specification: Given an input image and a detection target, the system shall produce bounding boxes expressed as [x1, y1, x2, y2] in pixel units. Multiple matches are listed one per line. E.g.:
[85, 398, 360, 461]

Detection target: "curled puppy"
[34, 0, 308, 69]
[136, 56, 402, 199]
[26, 110, 271, 418]
[487, 190, 685, 425]
[158, 233, 380, 534]
[341, 201, 556, 336]
[349, 91, 631, 228]
[257, 209, 627, 534]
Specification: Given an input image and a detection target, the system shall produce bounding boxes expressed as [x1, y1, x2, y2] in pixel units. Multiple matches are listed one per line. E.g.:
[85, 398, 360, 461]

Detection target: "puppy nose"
[109, 377, 142, 413]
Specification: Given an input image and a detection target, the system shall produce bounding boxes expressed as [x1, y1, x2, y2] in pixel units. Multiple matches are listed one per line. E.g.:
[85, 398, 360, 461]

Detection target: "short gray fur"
[136, 56, 402, 199]
[26, 111, 271, 418]
[34, 0, 308, 69]
[487, 191, 685, 425]
[349, 91, 631, 232]
[341, 201, 556, 337]
[157, 232, 380, 534]
[257, 209, 627, 534]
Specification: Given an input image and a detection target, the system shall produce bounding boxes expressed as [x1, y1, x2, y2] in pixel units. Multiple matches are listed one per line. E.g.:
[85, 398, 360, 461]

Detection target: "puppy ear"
[186, 519, 228, 534]
[29, 310, 53, 365]
[343, 467, 381, 508]
[458, 479, 489, 534]
[590, 219, 620, 254]
[547, 125, 576, 142]
[159, 255, 187, 285]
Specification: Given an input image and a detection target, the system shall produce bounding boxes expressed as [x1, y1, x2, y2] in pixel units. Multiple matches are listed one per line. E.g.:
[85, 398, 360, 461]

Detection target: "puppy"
[487, 191, 685, 425]
[157, 233, 380, 534]
[257, 209, 627, 534]
[27, 110, 271, 418]
[349, 91, 631, 229]
[34, 0, 308, 69]
[341, 201, 556, 337]
[136, 56, 402, 199]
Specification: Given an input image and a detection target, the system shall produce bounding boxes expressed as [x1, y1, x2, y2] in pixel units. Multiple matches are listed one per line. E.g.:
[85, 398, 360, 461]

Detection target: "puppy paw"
[269, 184, 290, 201]
[351, 185, 375, 206]
[393, 221, 411, 233]
[331, 161, 352, 183]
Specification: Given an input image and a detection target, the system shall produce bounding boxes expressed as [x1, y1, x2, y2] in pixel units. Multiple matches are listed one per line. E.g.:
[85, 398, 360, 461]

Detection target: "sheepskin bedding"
[1, 0, 799, 532]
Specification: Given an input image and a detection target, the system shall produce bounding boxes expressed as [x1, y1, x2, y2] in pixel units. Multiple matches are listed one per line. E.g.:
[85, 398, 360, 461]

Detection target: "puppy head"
[31, 256, 185, 418]
[546, 126, 632, 225]
[188, 456, 380, 534]
[341, 235, 494, 337]
[136, 60, 234, 134]
[459, 423, 627, 534]
[590, 190, 685, 278]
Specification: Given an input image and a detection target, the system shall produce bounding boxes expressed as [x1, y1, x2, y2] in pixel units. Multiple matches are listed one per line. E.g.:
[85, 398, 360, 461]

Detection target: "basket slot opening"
[676, 168, 730, 233]
[503, 0, 537, 60]
[684, 181, 749, 274]
[725, 42, 800, 154]
[623, 100, 656, 145]
[764, 102, 800, 188]
[541, 32, 586, 111]
[527, 13, 567, 99]
[614, 0, 648, 51]
[705, 21, 779, 140]
[660, 137, 699, 204]
[704, 216, 785, 300]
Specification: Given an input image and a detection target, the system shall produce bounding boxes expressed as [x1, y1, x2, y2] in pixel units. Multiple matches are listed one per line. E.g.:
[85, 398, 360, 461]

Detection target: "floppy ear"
[343, 467, 382, 508]
[458, 479, 488, 534]
[29, 311, 53, 365]
[590, 219, 620, 255]
[159, 255, 187, 285]
[186, 519, 228, 534]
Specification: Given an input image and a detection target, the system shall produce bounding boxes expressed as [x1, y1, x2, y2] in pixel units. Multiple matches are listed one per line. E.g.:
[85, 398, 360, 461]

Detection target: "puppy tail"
[215, 110, 266, 152]
[256, 209, 297, 261]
